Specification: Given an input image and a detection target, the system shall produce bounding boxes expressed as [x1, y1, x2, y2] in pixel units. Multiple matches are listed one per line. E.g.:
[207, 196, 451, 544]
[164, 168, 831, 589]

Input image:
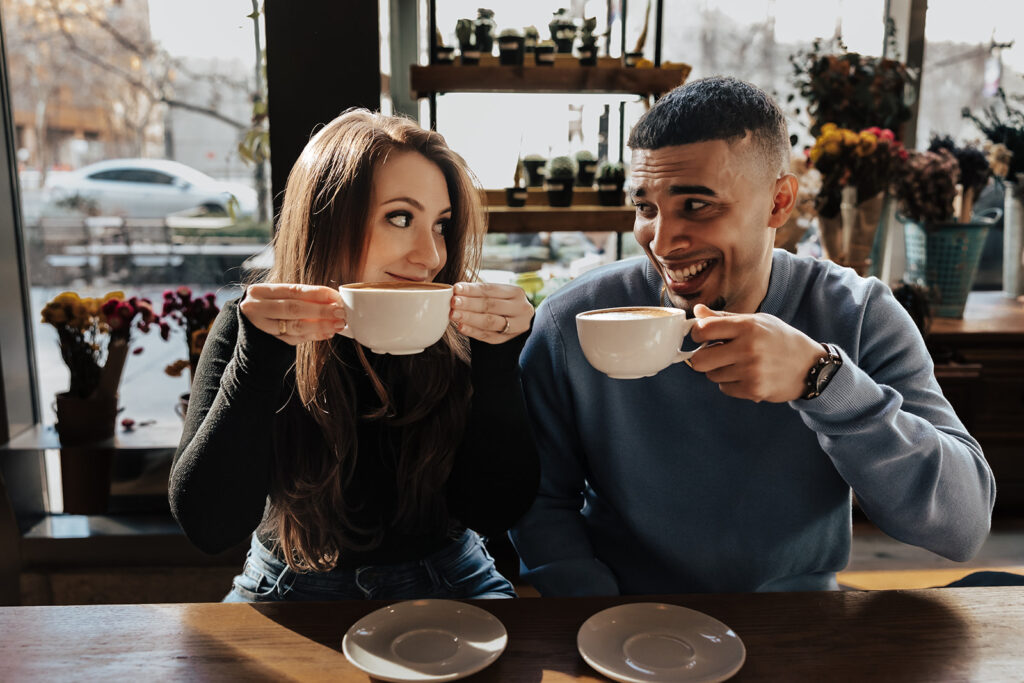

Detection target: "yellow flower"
[822, 140, 842, 156]
[809, 145, 823, 163]
[820, 123, 838, 135]
[41, 302, 68, 325]
[841, 129, 859, 148]
[53, 291, 80, 305]
[854, 132, 878, 157]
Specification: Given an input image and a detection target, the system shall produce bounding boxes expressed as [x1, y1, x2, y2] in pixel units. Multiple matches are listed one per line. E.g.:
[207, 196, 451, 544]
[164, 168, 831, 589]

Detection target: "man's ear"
[767, 173, 799, 229]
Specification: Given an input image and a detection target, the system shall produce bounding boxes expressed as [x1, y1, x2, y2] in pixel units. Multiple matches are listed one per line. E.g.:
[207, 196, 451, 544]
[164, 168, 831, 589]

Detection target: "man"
[511, 77, 995, 596]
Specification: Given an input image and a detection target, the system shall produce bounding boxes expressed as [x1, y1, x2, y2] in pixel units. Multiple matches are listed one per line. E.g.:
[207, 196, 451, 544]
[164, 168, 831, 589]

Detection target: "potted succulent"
[575, 150, 598, 186]
[624, 0, 650, 66]
[455, 18, 479, 65]
[549, 8, 576, 54]
[544, 155, 577, 207]
[577, 17, 598, 66]
[523, 25, 540, 54]
[498, 28, 524, 66]
[522, 154, 547, 187]
[534, 39, 556, 66]
[506, 158, 528, 207]
[596, 161, 626, 206]
[474, 8, 496, 55]
[894, 148, 1001, 318]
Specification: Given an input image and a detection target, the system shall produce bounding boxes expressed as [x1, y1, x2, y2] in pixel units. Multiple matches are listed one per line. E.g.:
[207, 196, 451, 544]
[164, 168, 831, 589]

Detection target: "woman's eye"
[433, 219, 450, 236]
[386, 211, 412, 228]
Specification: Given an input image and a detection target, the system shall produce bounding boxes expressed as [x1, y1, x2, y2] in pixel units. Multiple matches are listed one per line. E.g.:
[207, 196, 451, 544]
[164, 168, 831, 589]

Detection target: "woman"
[169, 109, 539, 601]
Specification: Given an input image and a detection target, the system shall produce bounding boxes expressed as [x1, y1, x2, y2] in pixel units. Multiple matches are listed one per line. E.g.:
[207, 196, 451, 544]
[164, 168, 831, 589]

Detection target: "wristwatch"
[801, 343, 843, 400]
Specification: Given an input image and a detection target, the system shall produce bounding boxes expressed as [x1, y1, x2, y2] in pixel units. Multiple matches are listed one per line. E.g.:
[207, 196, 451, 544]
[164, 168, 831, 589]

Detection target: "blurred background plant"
[962, 88, 1024, 178]
[892, 148, 961, 224]
[160, 286, 221, 383]
[808, 123, 906, 217]
[927, 135, 991, 221]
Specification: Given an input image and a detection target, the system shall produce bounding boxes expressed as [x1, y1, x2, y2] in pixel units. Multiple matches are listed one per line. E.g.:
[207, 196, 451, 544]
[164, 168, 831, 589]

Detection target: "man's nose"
[647, 214, 691, 256]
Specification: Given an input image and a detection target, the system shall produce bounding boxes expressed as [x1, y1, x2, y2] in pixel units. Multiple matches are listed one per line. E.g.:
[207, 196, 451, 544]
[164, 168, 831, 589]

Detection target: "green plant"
[548, 9, 576, 47]
[789, 36, 916, 139]
[575, 150, 596, 164]
[546, 155, 577, 180]
[579, 17, 598, 51]
[499, 28, 522, 39]
[597, 161, 626, 183]
[962, 89, 1024, 178]
[524, 25, 540, 43]
[455, 18, 474, 49]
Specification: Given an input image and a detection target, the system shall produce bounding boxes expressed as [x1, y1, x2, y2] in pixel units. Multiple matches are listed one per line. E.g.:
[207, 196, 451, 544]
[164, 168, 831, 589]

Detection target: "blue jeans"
[224, 529, 516, 602]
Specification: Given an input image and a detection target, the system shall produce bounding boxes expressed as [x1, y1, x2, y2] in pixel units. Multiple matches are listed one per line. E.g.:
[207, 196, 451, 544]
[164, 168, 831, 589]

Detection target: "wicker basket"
[902, 208, 1002, 318]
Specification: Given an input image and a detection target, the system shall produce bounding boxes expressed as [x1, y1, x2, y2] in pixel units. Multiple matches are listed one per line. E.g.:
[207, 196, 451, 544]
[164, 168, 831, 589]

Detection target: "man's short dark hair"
[628, 76, 789, 178]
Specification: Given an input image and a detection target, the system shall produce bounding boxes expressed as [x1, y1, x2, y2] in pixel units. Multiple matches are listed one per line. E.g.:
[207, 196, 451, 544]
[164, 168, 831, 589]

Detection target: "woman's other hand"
[450, 282, 534, 344]
[240, 283, 348, 346]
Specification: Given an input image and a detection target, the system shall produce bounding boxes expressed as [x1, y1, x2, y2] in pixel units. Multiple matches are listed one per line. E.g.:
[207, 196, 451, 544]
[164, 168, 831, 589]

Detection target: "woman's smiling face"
[356, 150, 451, 284]
[630, 137, 794, 314]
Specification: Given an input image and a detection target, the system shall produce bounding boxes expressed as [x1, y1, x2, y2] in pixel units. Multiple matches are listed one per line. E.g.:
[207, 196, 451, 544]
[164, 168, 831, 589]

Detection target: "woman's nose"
[408, 227, 443, 270]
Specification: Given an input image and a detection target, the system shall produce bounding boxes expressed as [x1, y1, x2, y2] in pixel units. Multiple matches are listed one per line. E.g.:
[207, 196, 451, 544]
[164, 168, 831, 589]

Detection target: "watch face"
[816, 361, 839, 392]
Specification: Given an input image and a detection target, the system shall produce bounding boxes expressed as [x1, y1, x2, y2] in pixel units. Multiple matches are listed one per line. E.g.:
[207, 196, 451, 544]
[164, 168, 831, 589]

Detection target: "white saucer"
[577, 602, 746, 683]
[342, 599, 507, 682]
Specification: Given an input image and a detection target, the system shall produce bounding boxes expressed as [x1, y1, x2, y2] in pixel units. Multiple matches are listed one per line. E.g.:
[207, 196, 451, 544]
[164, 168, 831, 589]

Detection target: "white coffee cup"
[576, 306, 706, 379]
[339, 281, 453, 355]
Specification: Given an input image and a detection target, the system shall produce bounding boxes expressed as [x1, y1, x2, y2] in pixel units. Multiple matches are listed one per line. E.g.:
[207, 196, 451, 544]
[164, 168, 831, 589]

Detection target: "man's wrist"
[801, 343, 843, 400]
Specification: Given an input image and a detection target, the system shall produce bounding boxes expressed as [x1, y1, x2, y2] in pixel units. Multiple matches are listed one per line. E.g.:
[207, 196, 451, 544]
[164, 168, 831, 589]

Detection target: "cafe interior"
[1, 0, 1024, 679]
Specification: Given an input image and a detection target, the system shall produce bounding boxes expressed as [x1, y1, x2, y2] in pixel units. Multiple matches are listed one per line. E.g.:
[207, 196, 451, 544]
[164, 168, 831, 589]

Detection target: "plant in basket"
[927, 135, 991, 222]
[893, 148, 1000, 318]
[808, 123, 906, 272]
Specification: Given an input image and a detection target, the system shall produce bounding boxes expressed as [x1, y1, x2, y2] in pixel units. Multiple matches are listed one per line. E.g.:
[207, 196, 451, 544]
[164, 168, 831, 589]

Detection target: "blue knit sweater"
[511, 250, 995, 596]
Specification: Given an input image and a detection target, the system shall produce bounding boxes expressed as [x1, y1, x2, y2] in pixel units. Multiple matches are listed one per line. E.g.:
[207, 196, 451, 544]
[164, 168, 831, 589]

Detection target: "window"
[2, 0, 270, 429]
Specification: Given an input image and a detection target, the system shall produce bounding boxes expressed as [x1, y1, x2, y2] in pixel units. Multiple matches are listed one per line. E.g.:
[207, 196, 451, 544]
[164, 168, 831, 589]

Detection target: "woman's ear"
[768, 173, 799, 229]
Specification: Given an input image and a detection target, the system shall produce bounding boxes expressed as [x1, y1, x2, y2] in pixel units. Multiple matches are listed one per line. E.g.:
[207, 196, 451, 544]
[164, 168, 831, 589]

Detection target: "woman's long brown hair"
[263, 109, 484, 571]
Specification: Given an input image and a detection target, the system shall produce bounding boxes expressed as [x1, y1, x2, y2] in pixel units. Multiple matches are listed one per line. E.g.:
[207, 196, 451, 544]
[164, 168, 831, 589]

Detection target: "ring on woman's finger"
[500, 315, 511, 335]
[277, 319, 288, 336]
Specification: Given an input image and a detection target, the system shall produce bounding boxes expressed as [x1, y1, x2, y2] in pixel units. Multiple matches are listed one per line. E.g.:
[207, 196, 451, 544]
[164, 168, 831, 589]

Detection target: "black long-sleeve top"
[169, 299, 539, 567]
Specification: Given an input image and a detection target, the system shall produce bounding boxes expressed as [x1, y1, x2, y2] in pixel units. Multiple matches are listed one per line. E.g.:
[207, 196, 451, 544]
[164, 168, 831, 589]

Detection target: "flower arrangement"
[927, 135, 991, 222]
[808, 123, 906, 218]
[40, 291, 157, 400]
[789, 36, 916, 139]
[160, 286, 220, 382]
[892, 148, 960, 224]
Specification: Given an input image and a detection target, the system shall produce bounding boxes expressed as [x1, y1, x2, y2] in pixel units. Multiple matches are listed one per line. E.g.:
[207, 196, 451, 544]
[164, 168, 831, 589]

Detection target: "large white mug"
[339, 281, 453, 355]
[576, 306, 706, 379]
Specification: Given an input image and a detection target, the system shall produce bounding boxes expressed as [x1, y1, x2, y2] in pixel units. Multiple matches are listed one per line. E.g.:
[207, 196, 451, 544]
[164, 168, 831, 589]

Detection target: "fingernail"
[334, 321, 347, 330]
[451, 311, 462, 321]
[454, 283, 465, 293]
[453, 296, 463, 306]
[333, 308, 346, 318]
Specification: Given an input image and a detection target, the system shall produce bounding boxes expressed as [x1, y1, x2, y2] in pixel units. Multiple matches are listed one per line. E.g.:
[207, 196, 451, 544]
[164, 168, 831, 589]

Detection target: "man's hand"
[688, 304, 826, 403]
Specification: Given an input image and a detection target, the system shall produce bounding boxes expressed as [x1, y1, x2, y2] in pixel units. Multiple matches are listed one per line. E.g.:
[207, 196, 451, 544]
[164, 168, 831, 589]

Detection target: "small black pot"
[624, 51, 644, 67]
[545, 179, 575, 207]
[554, 37, 574, 54]
[505, 187, 528, 207]
[460, 48, 480, 65]
[597, 183, 625, 206]
[434, 46, 456, 64]
[475, 25, 494, 54]
[534, 44, 556, 66]
[498, 37, 524, 66]
[576, 161, 598, 187]
[523, 159, 546, 187]
[578, 48, 597, 66]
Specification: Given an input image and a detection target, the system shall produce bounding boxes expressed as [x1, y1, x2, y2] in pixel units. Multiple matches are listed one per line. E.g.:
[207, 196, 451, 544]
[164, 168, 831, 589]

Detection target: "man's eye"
[684, 199, 711, 212]
[386, 211, 412, 228]
[634, 202, 654, 216]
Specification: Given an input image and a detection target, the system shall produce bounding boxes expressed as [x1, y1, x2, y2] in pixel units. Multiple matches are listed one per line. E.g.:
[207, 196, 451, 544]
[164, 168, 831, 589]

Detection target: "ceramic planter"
[624, 51, 644, 67]
[523, 159, 546, 187]
[534, 44, 556, 66]
[498, 37, 524, 65]
[505, 187, 528, 207]
[434, 46, 456, 64]
[460, 48, 480, 65]
[597, 183, 625, 206]
[576, 161, 598, 187]
[545, 179, 574, 207]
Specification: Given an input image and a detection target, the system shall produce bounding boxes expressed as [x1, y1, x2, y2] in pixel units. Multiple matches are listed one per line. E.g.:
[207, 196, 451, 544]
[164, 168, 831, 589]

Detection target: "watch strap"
[802, 343, 842, 400]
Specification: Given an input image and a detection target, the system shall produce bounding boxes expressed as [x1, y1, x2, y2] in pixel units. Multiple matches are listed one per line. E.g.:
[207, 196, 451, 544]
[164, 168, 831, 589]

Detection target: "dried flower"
[892, 149, 961, 224]
[962, 89, 1024, 177]
[161, 286, 220, 382]
[40, 291, 156, 399]
[808, 124, 905, 218]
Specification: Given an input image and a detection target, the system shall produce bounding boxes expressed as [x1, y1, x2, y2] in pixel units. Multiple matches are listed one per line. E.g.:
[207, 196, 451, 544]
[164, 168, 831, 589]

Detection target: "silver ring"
[500, 316, 511, 335]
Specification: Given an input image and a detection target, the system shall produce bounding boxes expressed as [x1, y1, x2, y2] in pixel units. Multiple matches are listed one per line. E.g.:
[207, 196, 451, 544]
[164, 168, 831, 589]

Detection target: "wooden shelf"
[486, 205, 634, 233]
[411, 64, 690, 98]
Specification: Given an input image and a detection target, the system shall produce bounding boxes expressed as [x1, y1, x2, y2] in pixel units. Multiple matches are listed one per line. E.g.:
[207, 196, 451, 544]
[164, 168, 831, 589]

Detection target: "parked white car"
[42, 158, 258, 219]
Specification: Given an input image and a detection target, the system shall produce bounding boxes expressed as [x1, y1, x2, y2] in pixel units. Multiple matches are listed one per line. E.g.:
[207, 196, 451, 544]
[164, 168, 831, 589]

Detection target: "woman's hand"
[450, 282, 534, 344]
[239, 283, 347, 346]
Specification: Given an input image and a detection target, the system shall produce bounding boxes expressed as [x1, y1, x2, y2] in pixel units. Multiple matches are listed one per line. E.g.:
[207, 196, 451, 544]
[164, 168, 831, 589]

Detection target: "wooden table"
[2, 587, 1022, 681]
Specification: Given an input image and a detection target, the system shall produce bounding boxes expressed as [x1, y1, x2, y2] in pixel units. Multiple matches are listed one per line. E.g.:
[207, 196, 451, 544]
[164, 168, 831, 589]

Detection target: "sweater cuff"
[788, 345, 887, 423]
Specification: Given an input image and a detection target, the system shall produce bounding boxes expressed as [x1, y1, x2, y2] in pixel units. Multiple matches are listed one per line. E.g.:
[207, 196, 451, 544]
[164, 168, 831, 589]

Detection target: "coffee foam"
[582, 307, 677, 320]
[345, 282, 450, 292]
